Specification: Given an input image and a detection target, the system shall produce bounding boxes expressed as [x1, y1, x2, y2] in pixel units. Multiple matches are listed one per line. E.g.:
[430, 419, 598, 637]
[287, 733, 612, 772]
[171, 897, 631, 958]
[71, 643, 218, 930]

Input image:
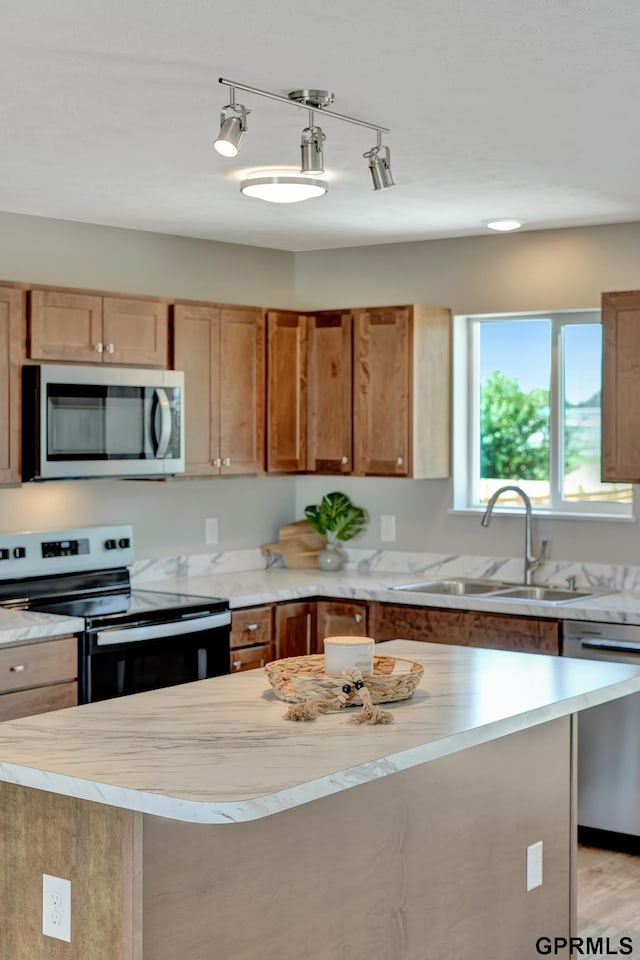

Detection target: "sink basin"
[390, 579, 509, 596]
[492, 586, 599, 604]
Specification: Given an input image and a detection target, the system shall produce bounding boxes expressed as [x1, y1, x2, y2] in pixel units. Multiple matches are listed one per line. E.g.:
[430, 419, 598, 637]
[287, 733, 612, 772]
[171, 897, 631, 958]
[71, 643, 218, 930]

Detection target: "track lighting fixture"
[214, 78, 394, 200]
[363, 134, 394, 191]
[213, 87, 248, 158]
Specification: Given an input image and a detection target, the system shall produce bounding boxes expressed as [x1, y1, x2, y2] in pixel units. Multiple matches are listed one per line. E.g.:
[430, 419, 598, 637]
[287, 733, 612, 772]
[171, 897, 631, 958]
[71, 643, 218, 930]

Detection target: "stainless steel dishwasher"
[563, 619, 640, 839]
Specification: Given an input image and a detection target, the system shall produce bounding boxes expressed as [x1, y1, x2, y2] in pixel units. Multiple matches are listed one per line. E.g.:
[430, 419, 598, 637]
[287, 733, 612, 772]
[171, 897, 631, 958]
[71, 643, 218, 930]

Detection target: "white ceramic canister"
[323, 636, 375, 676]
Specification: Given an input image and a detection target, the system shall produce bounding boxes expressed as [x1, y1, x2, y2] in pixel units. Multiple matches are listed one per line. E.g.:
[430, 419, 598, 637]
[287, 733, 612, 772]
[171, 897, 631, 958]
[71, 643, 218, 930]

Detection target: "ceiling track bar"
[218, 77, 390, 135]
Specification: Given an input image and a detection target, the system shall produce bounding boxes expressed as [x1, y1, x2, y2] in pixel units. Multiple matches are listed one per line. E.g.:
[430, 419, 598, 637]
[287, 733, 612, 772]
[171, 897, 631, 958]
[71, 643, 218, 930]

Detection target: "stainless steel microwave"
[22, 364, 185, 480]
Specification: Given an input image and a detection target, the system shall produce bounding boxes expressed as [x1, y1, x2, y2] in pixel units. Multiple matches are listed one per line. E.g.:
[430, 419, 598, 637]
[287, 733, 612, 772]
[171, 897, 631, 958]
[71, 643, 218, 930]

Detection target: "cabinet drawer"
[0, 636, 77, 694]
[230, 644, 273, 673]
[231, 607, 273, 649]
[0, 681, 78, 722]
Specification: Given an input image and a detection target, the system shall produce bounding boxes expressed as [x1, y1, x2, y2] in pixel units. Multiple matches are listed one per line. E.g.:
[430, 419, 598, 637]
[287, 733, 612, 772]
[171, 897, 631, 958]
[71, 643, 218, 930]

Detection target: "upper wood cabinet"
[353, 305, 451, 478]
[267, 311, 307, 472]
[29, 289, 168, 366]
[306, 311, 353, 473]
[173, 303, 265, 476]
[602, 290, 640, 480]
[0, 285, 24, 485]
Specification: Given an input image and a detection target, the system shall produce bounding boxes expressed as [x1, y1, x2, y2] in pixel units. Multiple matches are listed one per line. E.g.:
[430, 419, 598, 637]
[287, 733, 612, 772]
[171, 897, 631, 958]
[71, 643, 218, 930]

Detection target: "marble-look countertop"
[136, 567, 640, 626]
[0, 609, 84, 648]
[0, 640, 638, 824]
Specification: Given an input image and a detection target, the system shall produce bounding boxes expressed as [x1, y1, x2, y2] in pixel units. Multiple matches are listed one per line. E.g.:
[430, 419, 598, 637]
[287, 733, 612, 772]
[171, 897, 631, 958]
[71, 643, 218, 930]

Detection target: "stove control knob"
[0, 549, 9, 561]
[118, 538, 131, 549]
[13, 547, 26, 559]
[104, 539, 117, 551]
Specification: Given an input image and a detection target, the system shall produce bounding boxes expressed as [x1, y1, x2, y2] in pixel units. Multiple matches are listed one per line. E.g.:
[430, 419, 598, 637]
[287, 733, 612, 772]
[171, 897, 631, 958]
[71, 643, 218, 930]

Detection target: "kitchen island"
[1, 640, 639, 960]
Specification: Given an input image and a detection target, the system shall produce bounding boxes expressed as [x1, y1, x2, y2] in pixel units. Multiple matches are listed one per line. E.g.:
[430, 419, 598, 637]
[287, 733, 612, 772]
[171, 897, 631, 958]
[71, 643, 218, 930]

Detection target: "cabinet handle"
[222, 457, 231, 467]
[105, 343, 115, 354]
[396, 456, 404, 466]
[260, 658, 265, 668]
[213, 458, 221, 467]
[341, 455, 349, 465]
[94, 342, 104, 353]
[354, 614, 362, 624]
[9, 664, 25, 673]
[232, 660, 241, 671]
[306, 615, 311, 656]
[246, 624, 258, 632]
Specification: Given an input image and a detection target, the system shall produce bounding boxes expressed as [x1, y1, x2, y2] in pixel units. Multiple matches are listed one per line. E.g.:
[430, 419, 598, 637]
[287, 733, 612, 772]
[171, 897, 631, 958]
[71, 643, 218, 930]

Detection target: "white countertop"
[138, 567, 640, 625]
[0, 640, 638, 824]
[3, 564, 640, 649]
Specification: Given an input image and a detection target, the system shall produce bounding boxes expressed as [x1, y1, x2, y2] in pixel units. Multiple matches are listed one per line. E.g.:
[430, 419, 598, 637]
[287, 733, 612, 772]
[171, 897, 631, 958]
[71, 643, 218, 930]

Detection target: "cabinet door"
[0, 681, 78, 722]
[353, 307, 411, 476]
[220, 306, 265, 474]
[369, 603, 559, 655]
[316, 601, 368, 648]
[30, 289, 103, 362]
[275, 601, 317, 659]
[602, 291, 640, 480]
[173, 304, 220, 475]
[0, 286, 23, 485]
[102, 297, 168, 367]
[267, 312, 307, 472]
[307, 312, 353, 473]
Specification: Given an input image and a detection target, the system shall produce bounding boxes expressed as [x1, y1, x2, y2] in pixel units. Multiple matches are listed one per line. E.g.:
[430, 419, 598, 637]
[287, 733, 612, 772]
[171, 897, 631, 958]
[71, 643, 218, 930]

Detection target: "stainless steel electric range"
[0, 525, 231, 703]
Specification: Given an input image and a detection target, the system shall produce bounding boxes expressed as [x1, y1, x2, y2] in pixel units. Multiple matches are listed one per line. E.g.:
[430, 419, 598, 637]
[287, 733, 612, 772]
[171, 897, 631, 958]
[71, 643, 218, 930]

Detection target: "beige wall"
[0, 211, 296, 308]
[0, 211, 297, 554]
[2, 210, 640, 565]
[294, 221, 640, 313]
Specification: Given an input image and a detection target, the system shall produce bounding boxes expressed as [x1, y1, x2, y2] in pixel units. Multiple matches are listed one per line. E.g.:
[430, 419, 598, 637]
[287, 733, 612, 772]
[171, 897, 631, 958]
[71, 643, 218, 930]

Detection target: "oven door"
[80, 611, 231, 703]
[23, 364, 185, 480]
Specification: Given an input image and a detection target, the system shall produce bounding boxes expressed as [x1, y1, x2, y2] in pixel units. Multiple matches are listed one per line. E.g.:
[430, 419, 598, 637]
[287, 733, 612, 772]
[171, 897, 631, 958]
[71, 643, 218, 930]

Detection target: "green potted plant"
[304, 491, 367, 571]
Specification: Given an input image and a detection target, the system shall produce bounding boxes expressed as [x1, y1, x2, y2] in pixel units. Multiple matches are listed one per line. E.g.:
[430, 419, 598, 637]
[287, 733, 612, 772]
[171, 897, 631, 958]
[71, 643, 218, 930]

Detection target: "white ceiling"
[1, 0, 639, 251]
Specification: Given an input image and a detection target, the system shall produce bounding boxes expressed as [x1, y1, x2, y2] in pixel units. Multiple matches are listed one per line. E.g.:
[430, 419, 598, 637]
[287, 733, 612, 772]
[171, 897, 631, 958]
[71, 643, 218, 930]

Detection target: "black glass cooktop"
[29, 588, 229, 627]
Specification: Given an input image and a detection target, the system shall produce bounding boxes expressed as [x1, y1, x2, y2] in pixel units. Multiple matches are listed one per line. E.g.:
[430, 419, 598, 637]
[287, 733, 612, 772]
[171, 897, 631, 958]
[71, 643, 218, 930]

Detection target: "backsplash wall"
[0, 477, 295, 558]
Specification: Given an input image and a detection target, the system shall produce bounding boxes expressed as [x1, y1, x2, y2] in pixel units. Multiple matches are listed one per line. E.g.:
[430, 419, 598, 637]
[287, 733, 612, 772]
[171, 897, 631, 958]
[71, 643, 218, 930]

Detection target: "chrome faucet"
[480, 484, 547, 585]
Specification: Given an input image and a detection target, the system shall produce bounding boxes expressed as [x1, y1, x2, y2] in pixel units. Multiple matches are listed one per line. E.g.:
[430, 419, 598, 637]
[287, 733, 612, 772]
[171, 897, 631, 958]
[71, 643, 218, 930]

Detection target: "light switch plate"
[526, 840, 543, 891]
[205, 517, 219, 545]
[380, 515, 396, 542]
[43, 874, 71, 942]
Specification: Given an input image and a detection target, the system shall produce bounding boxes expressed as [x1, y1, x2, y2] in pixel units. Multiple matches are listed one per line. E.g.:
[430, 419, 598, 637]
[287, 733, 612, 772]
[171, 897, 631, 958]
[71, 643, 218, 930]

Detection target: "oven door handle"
[580, 639, 640, 657]
[95, 611, 231, 646]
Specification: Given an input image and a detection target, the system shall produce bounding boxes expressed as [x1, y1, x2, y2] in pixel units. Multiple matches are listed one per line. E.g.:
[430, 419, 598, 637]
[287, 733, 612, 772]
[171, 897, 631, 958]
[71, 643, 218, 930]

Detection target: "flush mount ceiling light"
[486, 219, 523, 232]
[240, 175, 327, 203]
[214, 78, 394, 200]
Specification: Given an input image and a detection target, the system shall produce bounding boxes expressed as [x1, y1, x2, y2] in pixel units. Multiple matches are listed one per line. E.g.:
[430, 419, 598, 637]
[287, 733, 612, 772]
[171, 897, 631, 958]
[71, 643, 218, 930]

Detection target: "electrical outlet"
[380, 515, 396, 542]
[43, 874, 71, 942]
[526, 840, 543, 891]
[205, 517, 219, 545]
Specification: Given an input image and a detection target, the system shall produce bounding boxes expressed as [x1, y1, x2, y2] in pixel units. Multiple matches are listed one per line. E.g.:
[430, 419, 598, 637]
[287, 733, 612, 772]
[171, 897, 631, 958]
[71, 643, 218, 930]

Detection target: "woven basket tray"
[265, 654, 424, 707]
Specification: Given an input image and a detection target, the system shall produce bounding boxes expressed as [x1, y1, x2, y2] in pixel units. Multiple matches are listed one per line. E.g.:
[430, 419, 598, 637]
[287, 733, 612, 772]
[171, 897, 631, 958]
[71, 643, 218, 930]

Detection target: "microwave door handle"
[153, 388, 172, 459]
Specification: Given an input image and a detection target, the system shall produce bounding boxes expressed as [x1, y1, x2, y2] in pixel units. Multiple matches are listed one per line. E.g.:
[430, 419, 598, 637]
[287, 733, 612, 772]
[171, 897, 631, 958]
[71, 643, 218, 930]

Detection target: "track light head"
[213, 101, 248, 158]
[363, 143, 394, 191]
[300, 125, 325, 175]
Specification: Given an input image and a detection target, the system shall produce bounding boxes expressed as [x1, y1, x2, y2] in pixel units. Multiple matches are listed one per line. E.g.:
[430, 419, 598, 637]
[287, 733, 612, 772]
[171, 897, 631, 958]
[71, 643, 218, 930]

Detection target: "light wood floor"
[578, 844, 640, 939]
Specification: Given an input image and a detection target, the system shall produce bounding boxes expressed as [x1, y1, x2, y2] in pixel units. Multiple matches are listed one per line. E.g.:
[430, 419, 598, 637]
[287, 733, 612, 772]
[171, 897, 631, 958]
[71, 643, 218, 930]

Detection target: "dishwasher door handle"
[580, 639, 640, 656]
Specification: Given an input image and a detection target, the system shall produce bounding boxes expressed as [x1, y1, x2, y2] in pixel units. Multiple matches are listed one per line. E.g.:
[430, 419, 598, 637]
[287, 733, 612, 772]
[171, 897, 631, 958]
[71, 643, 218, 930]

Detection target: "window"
[454, 311, 632, 516]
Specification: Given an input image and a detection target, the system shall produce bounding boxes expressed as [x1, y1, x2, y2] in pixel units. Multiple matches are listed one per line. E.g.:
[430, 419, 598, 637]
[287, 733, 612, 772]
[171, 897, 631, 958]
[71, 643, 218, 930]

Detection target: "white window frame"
[452, 309, 633, 519]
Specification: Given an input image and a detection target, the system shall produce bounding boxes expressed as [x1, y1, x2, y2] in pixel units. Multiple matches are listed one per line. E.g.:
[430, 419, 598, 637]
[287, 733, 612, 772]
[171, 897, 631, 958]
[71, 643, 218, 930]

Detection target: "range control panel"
[0, 525, 134, 578]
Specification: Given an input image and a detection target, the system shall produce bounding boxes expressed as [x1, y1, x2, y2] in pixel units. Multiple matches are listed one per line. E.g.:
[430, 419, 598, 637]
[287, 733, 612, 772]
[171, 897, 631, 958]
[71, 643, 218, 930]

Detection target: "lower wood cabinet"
[369, 603, 560, 655]
[316, 600, 368, 644]
[275, 601, 317, 658]
[230, 605, 274, 672]
[0, 635, 78, 721]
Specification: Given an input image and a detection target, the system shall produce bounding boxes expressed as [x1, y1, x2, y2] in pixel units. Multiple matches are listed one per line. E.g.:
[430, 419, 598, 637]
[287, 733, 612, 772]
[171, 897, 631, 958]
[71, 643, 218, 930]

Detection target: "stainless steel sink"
[492, 585, 600, 604]
[390, 578, 509, 596]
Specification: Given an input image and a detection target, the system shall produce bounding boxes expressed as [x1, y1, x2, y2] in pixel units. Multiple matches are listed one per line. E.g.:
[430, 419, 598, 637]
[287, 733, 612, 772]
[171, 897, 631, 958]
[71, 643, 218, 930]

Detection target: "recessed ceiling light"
[485, 219, 523, 232]
[240, 175, 327, 204]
